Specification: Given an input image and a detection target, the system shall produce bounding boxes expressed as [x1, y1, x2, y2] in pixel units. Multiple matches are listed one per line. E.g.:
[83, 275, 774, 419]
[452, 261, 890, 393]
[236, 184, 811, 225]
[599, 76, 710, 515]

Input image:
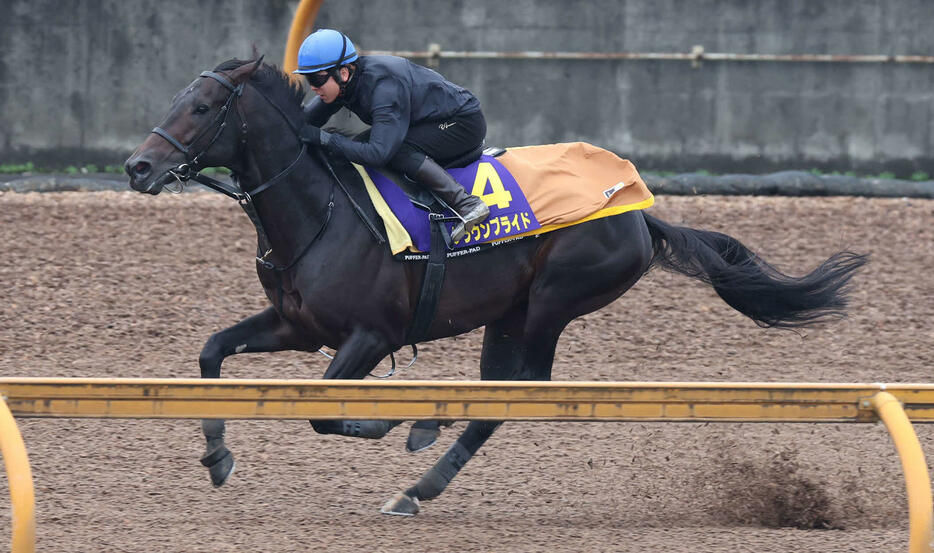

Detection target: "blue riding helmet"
[294, 29, 358, 73]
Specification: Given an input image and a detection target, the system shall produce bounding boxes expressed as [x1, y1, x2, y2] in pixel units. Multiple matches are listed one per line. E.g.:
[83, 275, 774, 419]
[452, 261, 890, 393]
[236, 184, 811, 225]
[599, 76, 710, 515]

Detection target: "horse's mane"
[214, 58, 305, 116]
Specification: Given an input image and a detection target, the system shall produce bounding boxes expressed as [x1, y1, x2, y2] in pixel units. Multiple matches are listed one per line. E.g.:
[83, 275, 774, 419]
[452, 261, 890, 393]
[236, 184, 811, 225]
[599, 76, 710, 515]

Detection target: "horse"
[124, 57, 867, 516]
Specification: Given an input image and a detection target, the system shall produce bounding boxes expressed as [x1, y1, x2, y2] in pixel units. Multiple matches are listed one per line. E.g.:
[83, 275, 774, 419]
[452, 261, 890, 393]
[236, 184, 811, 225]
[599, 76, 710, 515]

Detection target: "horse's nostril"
[132, 161, 151, 177]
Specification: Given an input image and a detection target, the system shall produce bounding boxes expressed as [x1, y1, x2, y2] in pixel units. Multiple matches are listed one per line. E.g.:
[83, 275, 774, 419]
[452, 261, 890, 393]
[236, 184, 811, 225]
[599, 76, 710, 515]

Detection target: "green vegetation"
[0, 162, 35, 173]
[910, 171, 929, 181]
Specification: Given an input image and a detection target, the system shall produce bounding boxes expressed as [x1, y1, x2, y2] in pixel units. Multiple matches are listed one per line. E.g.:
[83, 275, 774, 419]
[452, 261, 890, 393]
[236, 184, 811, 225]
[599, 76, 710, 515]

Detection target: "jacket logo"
[438, 121, 457, 130]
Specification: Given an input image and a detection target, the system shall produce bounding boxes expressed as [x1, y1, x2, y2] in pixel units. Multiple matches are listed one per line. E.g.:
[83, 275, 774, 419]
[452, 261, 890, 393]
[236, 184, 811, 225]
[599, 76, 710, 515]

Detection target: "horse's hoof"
[406, 426, 441, 453]
[200, 445, 235, 488]
[380, 492, 420, 516]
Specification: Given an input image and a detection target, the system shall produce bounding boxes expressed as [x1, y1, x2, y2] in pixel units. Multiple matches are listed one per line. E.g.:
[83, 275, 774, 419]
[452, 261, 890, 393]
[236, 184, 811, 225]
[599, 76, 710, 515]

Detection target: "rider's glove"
[299, 124, 331, 147]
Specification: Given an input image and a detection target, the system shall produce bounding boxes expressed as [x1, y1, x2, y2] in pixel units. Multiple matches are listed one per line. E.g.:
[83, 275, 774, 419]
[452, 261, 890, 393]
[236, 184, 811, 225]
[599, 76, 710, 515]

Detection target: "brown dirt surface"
[0, 191, 932, 552]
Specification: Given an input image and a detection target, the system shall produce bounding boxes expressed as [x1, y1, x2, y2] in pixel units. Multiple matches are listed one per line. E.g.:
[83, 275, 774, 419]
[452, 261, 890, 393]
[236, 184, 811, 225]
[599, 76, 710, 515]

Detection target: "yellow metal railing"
[283, 0, 323, 76]
[873, 391, 934, 553]
[0, 395, 34, 553]
[4, 378, 934, 422]
[1, 379, 932, 553]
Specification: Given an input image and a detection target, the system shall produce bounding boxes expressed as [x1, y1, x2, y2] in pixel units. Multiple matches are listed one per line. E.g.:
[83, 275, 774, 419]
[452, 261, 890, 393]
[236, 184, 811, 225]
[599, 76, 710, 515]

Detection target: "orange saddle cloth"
[497, 142, 654, 228]
[357, 141, 654, 254]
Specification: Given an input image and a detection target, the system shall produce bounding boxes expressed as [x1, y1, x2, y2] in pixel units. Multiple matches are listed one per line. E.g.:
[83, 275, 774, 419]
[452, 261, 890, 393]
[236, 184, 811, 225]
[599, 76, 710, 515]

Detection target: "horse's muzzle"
[125, 155, 167, 195]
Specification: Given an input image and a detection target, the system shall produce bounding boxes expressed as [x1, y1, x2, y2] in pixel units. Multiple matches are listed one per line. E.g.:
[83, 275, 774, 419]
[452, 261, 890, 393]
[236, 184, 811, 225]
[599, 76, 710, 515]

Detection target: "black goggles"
[304, 71, 332, 88]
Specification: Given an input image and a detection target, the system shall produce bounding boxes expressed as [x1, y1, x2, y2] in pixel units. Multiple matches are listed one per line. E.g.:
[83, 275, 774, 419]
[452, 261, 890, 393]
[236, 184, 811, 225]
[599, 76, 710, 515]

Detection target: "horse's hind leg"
[403, 318, 521, 452]
[382, 308, 527, 515]
[382, 214, 653, 514]
[198, 306, 315, 487]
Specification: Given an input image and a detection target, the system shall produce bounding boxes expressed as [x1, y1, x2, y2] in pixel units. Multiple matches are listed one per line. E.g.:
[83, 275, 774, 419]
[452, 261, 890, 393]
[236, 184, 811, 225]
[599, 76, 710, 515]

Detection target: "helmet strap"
[333, 33, 351, 97]
[332, 65, 355, 98]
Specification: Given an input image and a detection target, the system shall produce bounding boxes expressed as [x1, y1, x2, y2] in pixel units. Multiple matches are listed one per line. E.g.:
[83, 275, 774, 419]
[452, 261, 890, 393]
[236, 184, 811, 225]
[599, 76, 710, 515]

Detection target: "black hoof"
[406, 426, 441, 453]
[381, 492, 420, 516]
[200, 445, 235, 488]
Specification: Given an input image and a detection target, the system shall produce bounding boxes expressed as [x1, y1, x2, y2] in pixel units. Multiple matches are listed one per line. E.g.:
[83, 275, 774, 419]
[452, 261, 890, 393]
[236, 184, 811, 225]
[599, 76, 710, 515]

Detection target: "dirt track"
[0, 191, 932, 552]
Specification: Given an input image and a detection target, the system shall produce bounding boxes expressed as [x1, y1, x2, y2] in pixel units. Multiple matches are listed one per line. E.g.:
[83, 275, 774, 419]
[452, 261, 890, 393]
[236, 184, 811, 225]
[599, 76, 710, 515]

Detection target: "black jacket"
[303, 55, 481, 167]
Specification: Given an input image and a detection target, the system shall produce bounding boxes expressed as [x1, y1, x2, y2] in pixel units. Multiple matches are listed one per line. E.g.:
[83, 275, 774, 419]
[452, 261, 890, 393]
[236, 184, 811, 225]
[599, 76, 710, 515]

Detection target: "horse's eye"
[194, 104, 210, 114]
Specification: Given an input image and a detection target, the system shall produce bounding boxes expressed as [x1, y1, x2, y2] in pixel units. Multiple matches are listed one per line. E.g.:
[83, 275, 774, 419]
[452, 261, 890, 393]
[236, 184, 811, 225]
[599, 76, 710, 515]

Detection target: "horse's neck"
[240, 144, 380, 265]
[239, 141, 329, 258]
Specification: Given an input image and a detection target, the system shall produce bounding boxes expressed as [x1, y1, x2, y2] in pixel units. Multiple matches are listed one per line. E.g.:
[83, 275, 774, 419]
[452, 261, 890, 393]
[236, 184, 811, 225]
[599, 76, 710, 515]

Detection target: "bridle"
[152, 71, 249, 182]
[149, 68, 384, 268]
[150, 70, 309, 201]
[149, 69, 327, 272]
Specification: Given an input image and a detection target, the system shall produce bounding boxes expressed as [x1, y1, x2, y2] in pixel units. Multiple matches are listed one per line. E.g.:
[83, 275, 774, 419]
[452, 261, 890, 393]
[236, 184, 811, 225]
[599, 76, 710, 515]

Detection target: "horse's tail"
[642, 212, 868, 328]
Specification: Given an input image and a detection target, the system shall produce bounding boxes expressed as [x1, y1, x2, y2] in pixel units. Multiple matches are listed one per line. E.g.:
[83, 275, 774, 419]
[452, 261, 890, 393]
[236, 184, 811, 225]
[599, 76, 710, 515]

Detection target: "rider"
[294, 29, 490, 242]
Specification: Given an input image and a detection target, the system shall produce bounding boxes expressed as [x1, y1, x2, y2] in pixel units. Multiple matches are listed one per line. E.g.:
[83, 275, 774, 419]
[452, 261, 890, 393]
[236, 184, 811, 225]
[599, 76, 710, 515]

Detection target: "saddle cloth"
[353, 141, 655, 255]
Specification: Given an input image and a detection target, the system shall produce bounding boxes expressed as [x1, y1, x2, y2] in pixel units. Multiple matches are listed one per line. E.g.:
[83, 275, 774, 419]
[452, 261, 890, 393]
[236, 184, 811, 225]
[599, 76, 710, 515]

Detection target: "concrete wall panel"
[1, 0, 931, 175]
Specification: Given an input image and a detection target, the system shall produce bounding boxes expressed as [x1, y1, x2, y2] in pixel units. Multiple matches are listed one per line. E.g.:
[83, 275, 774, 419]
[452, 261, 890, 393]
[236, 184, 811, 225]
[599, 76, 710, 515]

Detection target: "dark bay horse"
[124, 58, 867, 515]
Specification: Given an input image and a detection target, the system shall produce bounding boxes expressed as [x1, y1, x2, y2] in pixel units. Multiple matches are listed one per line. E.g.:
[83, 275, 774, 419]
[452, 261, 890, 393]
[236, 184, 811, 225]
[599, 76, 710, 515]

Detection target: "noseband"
[149, 69, 320, 271]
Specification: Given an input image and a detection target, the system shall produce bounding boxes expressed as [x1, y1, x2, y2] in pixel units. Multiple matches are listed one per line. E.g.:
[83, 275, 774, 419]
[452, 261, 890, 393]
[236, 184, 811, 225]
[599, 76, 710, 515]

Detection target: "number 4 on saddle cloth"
[353, 141, 656, 259]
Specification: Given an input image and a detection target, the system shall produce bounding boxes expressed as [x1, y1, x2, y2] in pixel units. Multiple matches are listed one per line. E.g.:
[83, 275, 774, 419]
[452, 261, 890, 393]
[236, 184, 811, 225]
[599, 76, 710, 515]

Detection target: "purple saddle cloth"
[364, 154, 541, 252]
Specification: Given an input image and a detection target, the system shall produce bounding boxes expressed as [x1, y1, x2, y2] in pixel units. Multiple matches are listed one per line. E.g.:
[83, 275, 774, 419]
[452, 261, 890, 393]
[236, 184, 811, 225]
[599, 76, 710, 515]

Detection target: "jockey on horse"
[295, 29, 490, 242]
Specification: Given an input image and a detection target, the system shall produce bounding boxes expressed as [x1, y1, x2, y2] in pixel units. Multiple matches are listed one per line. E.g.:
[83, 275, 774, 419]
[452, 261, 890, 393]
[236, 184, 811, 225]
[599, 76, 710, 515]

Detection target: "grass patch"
[0, 162, 36, 173]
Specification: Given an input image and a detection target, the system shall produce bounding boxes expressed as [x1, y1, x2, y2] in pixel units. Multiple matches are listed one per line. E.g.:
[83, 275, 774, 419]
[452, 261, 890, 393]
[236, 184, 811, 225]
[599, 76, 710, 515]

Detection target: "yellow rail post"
[871, 391, 933, 553]
[283, 0, 324, 77]
[0, 396, 35, 553]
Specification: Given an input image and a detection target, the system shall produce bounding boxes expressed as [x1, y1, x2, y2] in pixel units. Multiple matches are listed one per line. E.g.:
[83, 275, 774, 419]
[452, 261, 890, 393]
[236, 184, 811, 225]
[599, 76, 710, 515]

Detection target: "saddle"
[384, 144, 507, 213]
[364, 144, 506, 345]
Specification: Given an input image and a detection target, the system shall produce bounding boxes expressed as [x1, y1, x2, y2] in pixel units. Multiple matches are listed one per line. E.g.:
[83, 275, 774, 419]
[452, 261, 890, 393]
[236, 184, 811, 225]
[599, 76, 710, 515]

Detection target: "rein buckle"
[256, 249, 275, 270]
[170, 163, 192, 181]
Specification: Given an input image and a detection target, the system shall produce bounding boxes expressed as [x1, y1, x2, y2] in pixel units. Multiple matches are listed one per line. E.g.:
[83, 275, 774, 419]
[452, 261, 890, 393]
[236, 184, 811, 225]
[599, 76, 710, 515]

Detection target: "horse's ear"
[229, 55, 265, 83]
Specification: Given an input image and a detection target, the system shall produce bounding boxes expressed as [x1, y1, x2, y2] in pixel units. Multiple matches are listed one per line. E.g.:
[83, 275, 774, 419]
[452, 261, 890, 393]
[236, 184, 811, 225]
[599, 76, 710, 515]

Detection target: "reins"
[149, 69, 384, 272]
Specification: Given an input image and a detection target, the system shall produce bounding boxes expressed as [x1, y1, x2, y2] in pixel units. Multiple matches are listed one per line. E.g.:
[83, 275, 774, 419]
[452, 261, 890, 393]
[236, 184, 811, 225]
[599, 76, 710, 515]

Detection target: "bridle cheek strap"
[150, 71, 243, 170]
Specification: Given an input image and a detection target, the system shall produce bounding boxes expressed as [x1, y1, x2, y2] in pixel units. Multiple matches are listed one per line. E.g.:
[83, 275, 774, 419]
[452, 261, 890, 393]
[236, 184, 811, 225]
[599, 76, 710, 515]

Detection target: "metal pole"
[871, 391, 933, 553]
[0, 396, 35, 553]
[283, 0, 324, 76]
[360, 46, 934, 65]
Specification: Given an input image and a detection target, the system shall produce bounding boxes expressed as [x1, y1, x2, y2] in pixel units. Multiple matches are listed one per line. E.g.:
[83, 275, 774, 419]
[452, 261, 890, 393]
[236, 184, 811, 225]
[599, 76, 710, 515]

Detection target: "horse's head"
[124, 58, 265, 194]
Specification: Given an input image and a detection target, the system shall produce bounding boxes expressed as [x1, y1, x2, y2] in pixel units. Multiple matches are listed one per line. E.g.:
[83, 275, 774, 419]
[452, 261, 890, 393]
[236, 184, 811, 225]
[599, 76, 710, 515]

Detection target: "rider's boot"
[414, 156, 489, 242]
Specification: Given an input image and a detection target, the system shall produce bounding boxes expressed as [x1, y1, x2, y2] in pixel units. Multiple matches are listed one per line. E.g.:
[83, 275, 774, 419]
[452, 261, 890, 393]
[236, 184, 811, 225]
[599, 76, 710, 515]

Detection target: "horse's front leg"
[309, 328, 402, 439]
[199, 306, 315, 487]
